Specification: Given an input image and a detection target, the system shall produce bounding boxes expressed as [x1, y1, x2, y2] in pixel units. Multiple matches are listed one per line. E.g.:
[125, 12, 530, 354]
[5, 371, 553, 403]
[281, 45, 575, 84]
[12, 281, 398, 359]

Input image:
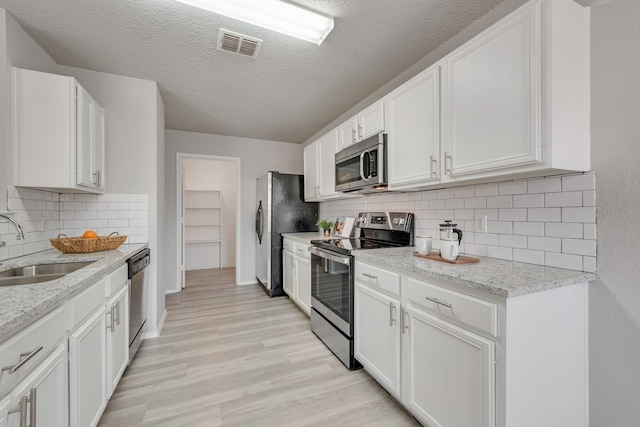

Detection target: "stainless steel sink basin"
[0, 274, 67, 286]
[0, 261, 94, 286]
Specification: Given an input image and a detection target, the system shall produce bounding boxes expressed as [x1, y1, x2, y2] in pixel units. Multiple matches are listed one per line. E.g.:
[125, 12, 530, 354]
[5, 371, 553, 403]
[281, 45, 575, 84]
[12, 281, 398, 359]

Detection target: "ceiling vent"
[217, 29, 262, 59]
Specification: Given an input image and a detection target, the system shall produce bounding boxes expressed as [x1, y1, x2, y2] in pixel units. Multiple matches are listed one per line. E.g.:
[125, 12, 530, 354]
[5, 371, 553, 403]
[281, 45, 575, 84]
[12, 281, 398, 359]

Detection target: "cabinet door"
[69, 308, 107, 427]
[358, 100, 384, 141]
[282, 250, 296, 298]
[106, 286, 129, 399]
[386, 66, 440, 189]
[317, 131, 339, 199]
[354, 283, 401, 398]
[6, 344, 68, 427]
[93, 104, 105, 191]
[295, 257, 311, 316]
[76, 85, 96, 188]
[337, 117, 357, 149]
[403, 305, 495, 427]
[443, 4, 540, 177]
[303, 142, 319, 201]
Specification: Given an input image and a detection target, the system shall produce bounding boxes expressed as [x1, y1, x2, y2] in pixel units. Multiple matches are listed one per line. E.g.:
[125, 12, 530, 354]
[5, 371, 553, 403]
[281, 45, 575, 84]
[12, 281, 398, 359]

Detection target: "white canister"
[415, 236, 433, 255]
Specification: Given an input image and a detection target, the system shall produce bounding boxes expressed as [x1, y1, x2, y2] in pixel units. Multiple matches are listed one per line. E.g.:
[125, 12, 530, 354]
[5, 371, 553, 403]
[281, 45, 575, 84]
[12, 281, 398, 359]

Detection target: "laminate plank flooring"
[99, 268, 420, 427]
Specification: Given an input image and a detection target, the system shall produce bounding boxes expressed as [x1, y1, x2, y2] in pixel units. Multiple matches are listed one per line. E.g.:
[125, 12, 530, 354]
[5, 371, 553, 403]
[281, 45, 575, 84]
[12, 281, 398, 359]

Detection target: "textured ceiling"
[0, 0, 539, 143]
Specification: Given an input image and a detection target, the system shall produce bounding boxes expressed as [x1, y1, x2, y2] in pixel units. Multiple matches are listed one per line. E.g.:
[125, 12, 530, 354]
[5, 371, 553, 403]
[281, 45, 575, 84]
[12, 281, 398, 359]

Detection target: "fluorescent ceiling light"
[175, 0, 334, 45]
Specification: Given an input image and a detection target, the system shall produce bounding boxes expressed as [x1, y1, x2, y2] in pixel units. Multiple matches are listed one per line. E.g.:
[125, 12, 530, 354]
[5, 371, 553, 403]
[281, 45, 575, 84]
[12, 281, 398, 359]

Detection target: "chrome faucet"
[0, 214, 25, 240]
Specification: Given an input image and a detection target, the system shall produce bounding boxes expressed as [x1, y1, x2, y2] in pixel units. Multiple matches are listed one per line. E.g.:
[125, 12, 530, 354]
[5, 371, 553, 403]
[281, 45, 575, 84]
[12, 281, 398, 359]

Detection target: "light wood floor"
[99, 268, 420, 426]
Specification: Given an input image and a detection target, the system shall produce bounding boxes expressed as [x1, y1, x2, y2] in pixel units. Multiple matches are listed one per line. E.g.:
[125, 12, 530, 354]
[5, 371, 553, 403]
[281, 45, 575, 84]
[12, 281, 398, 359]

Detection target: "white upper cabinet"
[337, 100, 384, 150]
[442, 3, 540, 177]
[440, 0, 590, 182]
[303, 130, 342, 201]
[12, 67, 106, 193]
[385, 65, 441, 190]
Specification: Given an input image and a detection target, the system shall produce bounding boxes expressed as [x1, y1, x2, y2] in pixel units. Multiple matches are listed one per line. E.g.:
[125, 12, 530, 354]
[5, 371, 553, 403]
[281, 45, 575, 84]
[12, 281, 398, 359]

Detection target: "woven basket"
[50, 232, 127, 253]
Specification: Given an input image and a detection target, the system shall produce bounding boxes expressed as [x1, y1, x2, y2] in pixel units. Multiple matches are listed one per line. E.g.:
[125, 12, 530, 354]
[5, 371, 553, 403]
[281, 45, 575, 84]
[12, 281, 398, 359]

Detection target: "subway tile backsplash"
[0, 186, 148, 261]
[320, 172, 597, 273]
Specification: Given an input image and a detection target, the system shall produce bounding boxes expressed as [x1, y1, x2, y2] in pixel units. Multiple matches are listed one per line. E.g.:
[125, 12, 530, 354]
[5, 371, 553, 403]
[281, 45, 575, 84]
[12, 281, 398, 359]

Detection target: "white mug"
[415, 236, 432, 255]
[440, 240, 459, 261]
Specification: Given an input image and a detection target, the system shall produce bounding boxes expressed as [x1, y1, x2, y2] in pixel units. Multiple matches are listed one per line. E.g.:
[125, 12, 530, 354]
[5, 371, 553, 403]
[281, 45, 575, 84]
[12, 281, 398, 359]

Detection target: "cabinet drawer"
[283, 238, 295, 253]
[0, 306, 65, 399]
[105, 264, 128, 298]
[66, 278, 106, 330]
[406, 277, 497, 336]
[355, 262, 400, 297]
[294, 242, 311, 260]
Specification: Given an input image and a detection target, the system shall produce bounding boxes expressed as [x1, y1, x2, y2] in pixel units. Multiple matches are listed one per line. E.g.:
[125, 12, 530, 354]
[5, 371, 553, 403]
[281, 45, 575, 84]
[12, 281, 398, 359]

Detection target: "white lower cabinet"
[106, 285, 129, 398]
[68, 306, 107, 427]
[355, 258, 588, 427]
[283, 250, 296, 298]
[105, 264, 130, 399]
[5, 344, 68, 427]
[295, 257, 311, 315]
[403, 305, 494, 427]
[354, 282, 401, 398]
[282, 238, 312, 316]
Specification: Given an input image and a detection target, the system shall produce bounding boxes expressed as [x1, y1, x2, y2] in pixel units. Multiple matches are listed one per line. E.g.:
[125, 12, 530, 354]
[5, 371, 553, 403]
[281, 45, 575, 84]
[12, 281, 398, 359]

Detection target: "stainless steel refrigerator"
[255, 172, 318, 297]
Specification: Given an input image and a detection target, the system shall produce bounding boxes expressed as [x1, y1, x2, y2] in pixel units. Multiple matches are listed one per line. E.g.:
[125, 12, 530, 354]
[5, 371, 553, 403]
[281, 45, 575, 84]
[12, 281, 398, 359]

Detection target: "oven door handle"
[309, 246, 351, 265]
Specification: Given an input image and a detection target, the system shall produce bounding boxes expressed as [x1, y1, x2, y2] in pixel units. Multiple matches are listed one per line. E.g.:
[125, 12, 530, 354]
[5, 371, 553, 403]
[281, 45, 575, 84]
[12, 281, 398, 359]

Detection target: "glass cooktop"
[311, 238, 402, 255]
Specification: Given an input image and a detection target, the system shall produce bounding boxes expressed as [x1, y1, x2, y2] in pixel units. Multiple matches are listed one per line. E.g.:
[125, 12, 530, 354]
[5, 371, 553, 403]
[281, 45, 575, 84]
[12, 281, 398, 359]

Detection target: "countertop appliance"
[256, 171, 319, 297]
[335, 132, 387, 193]
[309, 212, 414, 369]
[127, 248, 150, 362]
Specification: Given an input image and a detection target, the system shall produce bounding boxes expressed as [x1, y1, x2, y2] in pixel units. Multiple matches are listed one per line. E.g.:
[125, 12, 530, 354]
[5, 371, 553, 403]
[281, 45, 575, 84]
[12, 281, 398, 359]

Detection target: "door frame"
[175, 153, 241, 292]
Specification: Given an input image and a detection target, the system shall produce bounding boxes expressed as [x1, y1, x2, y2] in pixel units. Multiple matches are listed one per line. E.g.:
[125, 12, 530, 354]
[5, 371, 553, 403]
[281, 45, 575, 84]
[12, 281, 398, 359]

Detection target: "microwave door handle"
[360, 151, 369, 181]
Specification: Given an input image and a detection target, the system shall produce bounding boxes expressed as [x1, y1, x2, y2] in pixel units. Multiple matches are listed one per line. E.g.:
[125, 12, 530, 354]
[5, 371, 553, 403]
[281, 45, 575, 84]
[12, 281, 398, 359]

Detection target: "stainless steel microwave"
[335, 132, 387, 193]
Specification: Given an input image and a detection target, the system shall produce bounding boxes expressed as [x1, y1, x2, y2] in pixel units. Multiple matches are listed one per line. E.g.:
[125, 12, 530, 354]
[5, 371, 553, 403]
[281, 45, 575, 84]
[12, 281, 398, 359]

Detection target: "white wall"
[183, 157, 237, 268]
[589, 0, 640, 424]
[165, 130, 303, 288]
[56, 65, 166, 335]
[0, 9, 58, 212]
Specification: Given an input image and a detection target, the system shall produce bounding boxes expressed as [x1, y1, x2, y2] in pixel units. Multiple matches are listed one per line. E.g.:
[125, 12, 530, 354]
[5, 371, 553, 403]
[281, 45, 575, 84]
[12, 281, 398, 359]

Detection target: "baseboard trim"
[142, 309, 167, 339]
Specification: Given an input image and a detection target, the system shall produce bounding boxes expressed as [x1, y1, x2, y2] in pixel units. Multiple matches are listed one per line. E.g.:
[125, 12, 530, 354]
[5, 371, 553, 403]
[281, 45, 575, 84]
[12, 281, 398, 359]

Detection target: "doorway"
[176, 153, 240, 291]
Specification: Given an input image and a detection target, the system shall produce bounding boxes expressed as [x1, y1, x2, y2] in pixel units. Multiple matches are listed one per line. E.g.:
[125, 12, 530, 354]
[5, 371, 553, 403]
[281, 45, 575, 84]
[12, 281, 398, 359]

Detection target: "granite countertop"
[281, 232, 343, 243]
[0, 243, 147, 342]
[354, 246, 596, 298]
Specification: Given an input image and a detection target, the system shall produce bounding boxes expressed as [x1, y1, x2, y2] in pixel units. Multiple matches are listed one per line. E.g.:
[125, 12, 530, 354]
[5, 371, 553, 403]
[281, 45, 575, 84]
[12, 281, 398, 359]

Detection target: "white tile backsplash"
[1, 186, 149, 261]
[320, 172, 597, 272]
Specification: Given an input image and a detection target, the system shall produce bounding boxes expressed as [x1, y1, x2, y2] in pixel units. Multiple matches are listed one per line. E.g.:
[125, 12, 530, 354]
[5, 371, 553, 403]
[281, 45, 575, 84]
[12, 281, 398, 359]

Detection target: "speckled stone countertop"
[0, 243, 147, 342]
[354, 246, 596, 298]
[281, 232, 343, 243]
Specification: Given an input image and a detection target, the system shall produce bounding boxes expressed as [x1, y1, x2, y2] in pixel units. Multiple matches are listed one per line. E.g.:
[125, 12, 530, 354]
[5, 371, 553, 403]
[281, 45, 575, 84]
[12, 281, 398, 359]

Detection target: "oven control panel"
[356, 212, 414, 232]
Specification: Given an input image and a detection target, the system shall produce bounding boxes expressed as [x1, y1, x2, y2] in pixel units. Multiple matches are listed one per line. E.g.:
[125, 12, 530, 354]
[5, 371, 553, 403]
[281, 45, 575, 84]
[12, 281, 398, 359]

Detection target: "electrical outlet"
[476, 215, 488, 233]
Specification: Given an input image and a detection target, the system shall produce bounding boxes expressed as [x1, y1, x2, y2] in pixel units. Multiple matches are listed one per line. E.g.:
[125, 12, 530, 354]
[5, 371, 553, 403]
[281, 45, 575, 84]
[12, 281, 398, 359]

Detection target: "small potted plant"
[316, 219, 334, 237]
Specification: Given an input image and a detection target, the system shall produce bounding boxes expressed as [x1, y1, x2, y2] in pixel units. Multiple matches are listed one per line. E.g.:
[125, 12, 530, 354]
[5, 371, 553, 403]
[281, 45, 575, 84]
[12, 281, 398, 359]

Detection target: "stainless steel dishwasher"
[127, 248, 150, 362]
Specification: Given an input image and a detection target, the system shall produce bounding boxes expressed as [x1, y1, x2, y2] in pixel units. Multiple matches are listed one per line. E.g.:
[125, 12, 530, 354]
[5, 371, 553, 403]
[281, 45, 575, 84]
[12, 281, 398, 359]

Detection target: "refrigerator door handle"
[256, 201, 263, 244]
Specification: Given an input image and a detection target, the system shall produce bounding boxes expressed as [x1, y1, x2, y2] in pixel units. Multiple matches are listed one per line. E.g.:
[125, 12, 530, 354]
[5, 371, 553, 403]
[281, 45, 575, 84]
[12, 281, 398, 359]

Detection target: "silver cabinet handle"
[401, 307, 409, 334]
[389, 302, 396, 327]
[107, 306, 115, 332]
[8, 395, 28, 427]
[29, 387, 36, 427]
[430, 155, 437, 177]
[362, 273, 377, 280]
[2, 346, 43, 374]
[115, 300, 121, 326]
[358, 123, 363, 140]
[351, 127, 356, 143]
[444, 151, 452, 175]
[425, 296, 453, 309]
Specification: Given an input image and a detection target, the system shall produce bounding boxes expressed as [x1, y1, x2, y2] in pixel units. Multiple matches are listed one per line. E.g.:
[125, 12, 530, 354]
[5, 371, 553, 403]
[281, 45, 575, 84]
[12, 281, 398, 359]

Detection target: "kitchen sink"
[0, 261, 94, 286]
[0, 274, 68, 286]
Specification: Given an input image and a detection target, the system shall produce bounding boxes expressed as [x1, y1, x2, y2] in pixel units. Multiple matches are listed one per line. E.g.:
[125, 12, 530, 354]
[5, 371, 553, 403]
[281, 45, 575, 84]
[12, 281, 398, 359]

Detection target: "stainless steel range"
[309, 212, 414, 369]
